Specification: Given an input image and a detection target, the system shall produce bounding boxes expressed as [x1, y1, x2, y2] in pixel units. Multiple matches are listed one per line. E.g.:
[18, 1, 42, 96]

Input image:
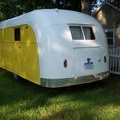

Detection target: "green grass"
[0, 70, 120, 120]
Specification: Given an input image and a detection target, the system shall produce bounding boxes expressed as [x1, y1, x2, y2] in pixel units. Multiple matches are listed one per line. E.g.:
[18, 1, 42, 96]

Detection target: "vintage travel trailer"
[0, 9, 109, 87]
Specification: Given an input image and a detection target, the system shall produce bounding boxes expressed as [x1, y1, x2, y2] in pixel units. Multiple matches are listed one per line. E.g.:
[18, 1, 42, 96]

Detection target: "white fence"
[109, 48, 120, 75]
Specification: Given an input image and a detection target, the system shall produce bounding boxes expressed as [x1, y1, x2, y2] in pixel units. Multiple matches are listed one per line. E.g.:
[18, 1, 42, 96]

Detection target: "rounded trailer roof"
[0, 9, 98, 29]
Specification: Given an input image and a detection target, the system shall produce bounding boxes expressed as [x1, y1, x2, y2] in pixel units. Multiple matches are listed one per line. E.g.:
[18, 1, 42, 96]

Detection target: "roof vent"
[55, 8, 59, 12]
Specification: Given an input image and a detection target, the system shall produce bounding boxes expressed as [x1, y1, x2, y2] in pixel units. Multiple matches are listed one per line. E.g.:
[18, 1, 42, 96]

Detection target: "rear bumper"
[41, 71, 109, 88]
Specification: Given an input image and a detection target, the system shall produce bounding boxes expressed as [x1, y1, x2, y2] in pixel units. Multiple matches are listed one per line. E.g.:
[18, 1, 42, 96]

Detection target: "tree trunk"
[81, 0, 91, 14]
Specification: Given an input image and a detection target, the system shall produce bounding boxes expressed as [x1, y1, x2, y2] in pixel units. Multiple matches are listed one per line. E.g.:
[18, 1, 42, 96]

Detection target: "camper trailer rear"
[0, 9, 109, 87]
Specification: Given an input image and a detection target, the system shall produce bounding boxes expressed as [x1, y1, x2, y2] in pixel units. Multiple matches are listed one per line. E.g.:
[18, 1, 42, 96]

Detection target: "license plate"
[84, 62, 93, 69]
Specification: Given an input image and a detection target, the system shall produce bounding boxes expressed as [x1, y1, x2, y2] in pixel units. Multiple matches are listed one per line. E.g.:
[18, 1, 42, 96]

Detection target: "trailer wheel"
[14, 74, 18, 80]
[13, 74, 22, 80]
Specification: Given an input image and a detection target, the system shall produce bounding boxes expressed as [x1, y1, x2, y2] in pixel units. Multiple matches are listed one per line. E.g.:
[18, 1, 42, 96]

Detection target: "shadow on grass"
[0, 70, 120, 119]
[42, 108, 98, 120]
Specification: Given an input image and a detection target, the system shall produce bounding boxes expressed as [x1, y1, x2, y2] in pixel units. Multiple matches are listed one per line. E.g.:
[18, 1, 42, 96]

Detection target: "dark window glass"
[83, 27, 95, 40]
[107, 39, 113, 45]
[105, 31, 113, 38]
[105, 30, 114, 46]
[14, 28, 20, 41]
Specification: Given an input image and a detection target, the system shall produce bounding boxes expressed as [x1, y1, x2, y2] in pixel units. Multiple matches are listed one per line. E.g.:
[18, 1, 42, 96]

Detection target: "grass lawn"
[0, 70, 120, 120]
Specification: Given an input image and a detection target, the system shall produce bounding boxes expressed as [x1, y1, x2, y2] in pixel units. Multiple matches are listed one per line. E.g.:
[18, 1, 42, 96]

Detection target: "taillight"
[64, 59, 67, 68]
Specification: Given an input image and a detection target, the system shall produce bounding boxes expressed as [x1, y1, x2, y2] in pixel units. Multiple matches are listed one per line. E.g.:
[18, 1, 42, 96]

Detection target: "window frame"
[105, 29, 115, 46]
[69, 26, 84, 40]
[69, 24, 95, 41]
[82, 26, 95, 40]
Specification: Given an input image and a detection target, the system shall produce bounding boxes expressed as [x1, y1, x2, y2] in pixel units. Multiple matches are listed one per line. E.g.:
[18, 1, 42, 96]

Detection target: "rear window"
[70, 26, 95, 40]
[83, 27, 95, 40]
[69, 26, 84, 40]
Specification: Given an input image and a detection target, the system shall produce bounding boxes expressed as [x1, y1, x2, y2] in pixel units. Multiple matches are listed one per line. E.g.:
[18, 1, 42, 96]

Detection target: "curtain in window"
[83, 27, 91, 40]
[70, 26, 83, 40]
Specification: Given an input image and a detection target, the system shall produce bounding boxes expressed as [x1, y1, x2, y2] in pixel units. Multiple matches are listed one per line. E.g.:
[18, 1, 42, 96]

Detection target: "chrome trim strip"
[41, 71, 109, 88]
[73, 46, 100, 49]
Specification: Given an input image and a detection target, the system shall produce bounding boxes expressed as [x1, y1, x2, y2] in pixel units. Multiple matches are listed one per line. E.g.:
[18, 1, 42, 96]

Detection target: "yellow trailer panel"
[0, 25, 40, 85]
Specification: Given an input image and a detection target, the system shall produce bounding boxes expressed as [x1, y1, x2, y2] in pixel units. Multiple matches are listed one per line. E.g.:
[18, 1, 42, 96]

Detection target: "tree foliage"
[0, 0, 54, 20]
[53, 0, 82, 11]
[0, 0, 20, 20]
[0, 0, 97, 21]
[0, 0, 119, 21]
[107, 0, 120, 8]
[0, 0, 52, 20]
